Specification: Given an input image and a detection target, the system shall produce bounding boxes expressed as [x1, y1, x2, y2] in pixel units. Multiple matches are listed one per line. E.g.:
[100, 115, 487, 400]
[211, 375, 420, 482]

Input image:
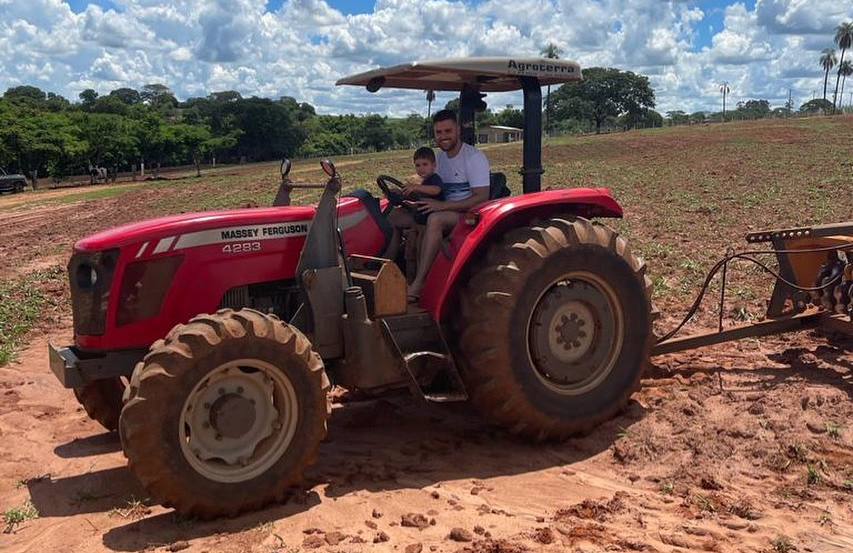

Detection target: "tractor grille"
[68, 249, 119, 336]
[218, 279, 302, 320]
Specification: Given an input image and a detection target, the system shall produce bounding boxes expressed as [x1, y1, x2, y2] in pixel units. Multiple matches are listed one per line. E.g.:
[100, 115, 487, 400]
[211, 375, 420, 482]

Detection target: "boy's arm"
[404, 174, 442, 197]
[415, 173, 443, 196]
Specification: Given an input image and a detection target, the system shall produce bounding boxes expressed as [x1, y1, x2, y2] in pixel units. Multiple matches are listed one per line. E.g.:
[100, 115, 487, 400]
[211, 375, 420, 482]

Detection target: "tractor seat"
[489, 172, 510, 200]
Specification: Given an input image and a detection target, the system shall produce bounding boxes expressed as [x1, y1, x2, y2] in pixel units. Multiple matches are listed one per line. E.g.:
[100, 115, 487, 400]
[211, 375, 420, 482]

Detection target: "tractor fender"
[422, 188, 624, 321]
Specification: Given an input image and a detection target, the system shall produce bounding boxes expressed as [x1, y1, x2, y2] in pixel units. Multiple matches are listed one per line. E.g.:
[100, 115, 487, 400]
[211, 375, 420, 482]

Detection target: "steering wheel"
[376, 174, 407, 206]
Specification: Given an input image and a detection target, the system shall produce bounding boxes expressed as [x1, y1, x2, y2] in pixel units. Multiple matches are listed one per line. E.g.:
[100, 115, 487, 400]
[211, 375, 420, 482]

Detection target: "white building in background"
[477, 125, 523, 144]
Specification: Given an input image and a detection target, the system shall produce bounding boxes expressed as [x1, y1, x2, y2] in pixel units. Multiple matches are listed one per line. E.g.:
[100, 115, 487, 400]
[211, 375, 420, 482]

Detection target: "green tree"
[359, 114, 392, 151]
[540, 42, 563, 135]
[73, 112, 139, 171]
[838, 60, 853, 109]
[719, 82, 730, 121]
[128, 105, 168, 175]
[620, 109, 662, 129]
[832, 21, 853, 112]
[551, 67, 655, 133]
[426, 90, 435, 120]
[819, 48, 837, 102]
[799, 98, 833, 114]
[666, 110, 689, 125]
[734, 99, 771, 119]
[91, 95, 130, 115]
[109, 87, 141, 105]
[140, 84, 178, 111]
[163, 124, 211, 176]
[45, 92, 70, 112]
[689, 111, 707, 124]
[204, 131, 241, 165]
[230, 97, 306, 160]
[495, 106, 524, 128]
[3, 86, 48, 108]
[78, 89, 99, 108]
[388, 113, 426, 148]
[278, 96, 316, 122]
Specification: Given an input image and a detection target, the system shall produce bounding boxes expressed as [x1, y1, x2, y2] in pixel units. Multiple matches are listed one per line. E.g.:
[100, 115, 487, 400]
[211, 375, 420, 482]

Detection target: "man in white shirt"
[409, 109, 490, 301]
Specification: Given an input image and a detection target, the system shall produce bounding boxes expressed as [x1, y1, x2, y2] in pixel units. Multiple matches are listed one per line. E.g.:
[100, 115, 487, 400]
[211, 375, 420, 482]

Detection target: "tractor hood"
[74, 206, 317, 252]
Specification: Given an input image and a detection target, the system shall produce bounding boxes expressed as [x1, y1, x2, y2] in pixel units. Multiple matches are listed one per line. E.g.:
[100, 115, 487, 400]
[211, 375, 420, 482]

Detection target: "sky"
[0, 1, 850, 117]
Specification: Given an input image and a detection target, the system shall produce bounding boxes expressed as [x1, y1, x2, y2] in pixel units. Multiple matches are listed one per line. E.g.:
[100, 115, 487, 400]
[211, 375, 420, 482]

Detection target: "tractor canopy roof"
[336, 57, 582, 93]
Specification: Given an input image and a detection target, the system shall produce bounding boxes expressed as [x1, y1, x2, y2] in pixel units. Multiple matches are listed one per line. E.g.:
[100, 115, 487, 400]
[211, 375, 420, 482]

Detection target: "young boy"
[403, 146, 444, 224]
[384, 146, 444, 262]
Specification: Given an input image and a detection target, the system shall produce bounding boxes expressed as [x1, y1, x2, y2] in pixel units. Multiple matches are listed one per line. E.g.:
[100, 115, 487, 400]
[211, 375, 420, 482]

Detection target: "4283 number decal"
[222, 242, 261, 254]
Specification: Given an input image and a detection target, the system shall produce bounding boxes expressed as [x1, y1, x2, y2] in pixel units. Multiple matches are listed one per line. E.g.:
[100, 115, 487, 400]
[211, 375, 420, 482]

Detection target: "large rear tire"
[119, 308, 330, 519]
[456, 216, 653, 441]
[73, 378, 126, 431]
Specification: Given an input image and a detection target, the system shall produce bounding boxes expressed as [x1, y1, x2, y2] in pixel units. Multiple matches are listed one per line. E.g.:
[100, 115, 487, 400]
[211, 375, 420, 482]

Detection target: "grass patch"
[806, 462, 822, 486]
[108, 496, 152, 519]
[694, 493, 716, 513]
[0, 267, 65, 365]
[51, 185, 140, 204]
[825, 421, 841, 438]
[3, 500, 39, 533]
[770, 535, 795, 553]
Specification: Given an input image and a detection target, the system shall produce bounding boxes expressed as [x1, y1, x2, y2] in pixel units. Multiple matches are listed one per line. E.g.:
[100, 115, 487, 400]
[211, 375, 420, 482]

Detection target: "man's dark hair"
[432, 109, 458, 125]
[413, 146, 436, 162]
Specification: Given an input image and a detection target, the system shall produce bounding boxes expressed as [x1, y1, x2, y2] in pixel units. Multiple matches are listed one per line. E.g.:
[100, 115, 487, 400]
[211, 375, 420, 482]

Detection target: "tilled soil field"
[0, 118, 850, 553]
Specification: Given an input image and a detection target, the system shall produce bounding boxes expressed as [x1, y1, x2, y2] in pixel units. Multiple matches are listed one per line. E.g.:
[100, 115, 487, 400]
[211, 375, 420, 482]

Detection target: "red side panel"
[76, 197, 386, 350]
[418, 188, 624, 321]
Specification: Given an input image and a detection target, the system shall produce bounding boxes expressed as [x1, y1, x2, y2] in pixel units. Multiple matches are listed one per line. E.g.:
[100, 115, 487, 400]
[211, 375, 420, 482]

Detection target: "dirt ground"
[0, 127, 851, 553]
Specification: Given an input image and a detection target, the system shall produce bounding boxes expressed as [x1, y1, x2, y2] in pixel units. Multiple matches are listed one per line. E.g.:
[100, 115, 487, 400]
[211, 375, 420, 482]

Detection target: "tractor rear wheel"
[73, 378, 126, 431]
[456, 216, 652, 441]
[119, 308, 330, 519]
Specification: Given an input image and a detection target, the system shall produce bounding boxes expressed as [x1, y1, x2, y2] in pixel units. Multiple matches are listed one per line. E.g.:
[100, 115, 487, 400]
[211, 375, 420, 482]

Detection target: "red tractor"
[49, 57, 653, 518]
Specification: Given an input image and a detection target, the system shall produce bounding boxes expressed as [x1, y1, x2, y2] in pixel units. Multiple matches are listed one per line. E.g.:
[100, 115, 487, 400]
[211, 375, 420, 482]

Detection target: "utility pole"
[788, 89, 793, 116]
[720, 82, 730, 122]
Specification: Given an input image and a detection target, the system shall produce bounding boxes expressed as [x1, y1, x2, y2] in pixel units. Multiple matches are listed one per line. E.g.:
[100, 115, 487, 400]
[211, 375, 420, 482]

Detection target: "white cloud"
[0, 0, 848, 115]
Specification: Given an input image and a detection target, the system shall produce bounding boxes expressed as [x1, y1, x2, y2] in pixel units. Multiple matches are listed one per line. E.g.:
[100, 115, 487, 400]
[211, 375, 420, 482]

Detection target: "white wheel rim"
[527, 272, 625, 395]
[179, 359, 299, 483]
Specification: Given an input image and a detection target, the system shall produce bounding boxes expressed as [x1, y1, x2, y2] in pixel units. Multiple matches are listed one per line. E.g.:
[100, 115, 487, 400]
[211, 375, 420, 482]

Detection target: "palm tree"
[820, 48, 837, 101]
[832, 21, 853, 112]
[839, 60, 853, 111]
[720, 82, 730, 122]
[426, 89, 435, 119]
[540, 42, 563, 135]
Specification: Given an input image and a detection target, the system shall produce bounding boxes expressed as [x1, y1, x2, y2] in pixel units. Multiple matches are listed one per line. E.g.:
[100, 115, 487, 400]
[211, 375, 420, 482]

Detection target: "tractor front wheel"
[119, 308, 330, 519]
[73, 378, 126, 431]
[456, 216, 653, 441]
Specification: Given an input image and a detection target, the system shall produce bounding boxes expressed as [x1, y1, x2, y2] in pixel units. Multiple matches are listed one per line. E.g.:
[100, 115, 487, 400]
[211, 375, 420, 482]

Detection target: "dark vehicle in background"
[0, 168, 27, 194]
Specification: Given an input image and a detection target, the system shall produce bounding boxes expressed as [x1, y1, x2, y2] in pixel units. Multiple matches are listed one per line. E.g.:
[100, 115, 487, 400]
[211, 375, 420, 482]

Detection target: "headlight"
[116, 256, 183, 327]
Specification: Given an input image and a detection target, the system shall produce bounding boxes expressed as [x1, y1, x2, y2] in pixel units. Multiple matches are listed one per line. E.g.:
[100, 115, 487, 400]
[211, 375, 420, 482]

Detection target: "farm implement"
[45, 56, 851, 519]
[654, 221, 853, 355]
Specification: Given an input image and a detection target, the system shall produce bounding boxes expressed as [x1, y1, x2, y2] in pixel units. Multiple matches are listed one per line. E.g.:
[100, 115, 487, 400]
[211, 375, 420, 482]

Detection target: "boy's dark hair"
[432, 109, 458, 125]
[413, 146, 436, 163]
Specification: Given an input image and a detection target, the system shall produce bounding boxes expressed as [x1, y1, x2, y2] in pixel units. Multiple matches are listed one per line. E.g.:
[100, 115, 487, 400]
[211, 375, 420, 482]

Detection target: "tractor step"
[380, 313, 468, 402]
